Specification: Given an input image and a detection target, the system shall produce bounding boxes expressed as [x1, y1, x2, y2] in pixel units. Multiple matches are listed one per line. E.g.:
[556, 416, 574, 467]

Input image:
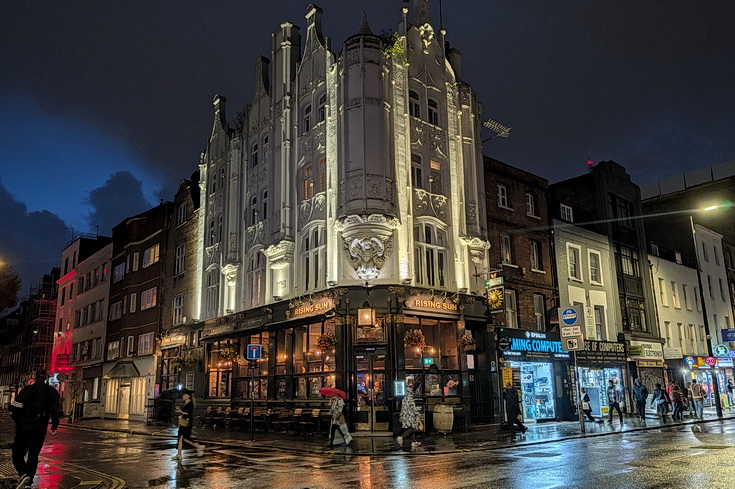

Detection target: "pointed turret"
[413, 0, 429, 26]
[357, 11, 373, 35]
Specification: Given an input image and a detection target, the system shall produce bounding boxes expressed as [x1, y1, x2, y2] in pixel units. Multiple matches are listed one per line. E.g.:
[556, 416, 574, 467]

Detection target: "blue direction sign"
[561, 308, 578, 326]
[246, 344, 262, 361]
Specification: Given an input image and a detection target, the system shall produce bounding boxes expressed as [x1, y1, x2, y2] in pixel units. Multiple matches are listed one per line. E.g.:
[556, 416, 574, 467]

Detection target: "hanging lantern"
[357, 300, 375, 326]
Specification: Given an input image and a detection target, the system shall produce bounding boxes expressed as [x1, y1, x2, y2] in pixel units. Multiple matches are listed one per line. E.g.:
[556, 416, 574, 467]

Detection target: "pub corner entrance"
[354, 347, 390, 432]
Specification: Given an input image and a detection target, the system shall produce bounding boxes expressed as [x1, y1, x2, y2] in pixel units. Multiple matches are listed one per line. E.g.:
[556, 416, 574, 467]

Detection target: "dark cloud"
[0, 179, 69, 296]
[87, 172, 155, 235]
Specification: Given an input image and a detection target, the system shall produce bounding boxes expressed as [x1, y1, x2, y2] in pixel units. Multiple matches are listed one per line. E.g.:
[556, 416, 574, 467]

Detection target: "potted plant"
[183, 354, 198, 367]
[458, 334, 477, 351]
[316, 332, 337, 350]
[404, 329, 426, 348]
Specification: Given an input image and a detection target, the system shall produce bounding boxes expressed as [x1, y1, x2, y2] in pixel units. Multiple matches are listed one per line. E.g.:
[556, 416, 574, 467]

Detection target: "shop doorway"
[118, 385, 130, 420]
[354, 349, 389, 432]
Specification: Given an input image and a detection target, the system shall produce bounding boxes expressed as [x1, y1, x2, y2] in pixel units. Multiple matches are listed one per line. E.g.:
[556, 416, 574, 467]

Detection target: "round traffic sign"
[561, 308, 578, 326]
[705, 356, 718, 367]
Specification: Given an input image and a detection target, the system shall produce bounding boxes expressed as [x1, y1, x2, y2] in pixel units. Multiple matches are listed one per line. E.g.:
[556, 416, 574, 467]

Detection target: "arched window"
[303, 105, 312, 133]
[302, 226, 326, 292]
[251, 142, 259, 167]
[409, 91, 421, 118]
[250, 196, 258, 225]
[411, 154, 423, 189]
[428, 99, 439, 125]
[414, 224, 448, 287]
[247, 252, 264, 307]
[318, 94, 327, 122]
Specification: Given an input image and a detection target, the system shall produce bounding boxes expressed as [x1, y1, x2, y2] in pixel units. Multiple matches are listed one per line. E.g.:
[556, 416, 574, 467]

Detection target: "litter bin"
[433, 404, 454, 434]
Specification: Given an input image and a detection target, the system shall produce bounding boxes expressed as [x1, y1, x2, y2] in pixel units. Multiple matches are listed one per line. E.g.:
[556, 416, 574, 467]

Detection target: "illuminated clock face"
[488, 289, 503, 309]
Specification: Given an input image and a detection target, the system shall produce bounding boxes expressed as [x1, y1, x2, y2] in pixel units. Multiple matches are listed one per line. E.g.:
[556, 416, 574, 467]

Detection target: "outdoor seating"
[196, 406, 213, 428]
[289, 408, 303, 434]
[270, 409, 291, 432]
[297, 408, 322, 436]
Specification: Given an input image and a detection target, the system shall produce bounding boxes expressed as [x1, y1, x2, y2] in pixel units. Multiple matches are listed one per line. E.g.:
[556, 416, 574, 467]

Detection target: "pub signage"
[497, 329, 569, 360]
[404, 295, 461, 315]
[290, 298, 334, 318]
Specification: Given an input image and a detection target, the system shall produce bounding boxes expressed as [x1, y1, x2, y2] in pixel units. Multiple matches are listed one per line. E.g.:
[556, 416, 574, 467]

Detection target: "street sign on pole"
[246, 344, 262, 361]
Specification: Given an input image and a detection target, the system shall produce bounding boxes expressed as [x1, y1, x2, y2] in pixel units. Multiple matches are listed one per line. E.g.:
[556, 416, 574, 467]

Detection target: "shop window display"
[508, 361, 555, 422]
[403, 318, 461, 397]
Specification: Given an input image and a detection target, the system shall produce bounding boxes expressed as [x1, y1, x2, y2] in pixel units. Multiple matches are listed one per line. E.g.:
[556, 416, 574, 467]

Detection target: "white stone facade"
[552, 219, 619, 341]
[649, 253, 707, 358]
[694, 225, 734, 346]
[196, 3, 489, 319]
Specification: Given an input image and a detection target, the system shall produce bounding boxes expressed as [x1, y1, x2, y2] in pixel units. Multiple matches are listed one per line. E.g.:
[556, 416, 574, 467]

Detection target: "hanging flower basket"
[170, 356, 184, 367]
[183, 354, 198, 367]
[316, 332, 337, 350]
[404, 329, 426, 348]
[219, 347, 241, 364]
[458, 334, 477, 351]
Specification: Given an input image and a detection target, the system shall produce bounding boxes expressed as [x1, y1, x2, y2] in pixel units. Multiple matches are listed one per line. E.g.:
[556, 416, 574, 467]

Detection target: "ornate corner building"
[192, 2, 492, 431]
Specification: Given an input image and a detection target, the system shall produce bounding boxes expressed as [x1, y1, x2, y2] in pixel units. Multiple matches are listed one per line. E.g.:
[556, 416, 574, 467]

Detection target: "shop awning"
[105, 361, 141, 379]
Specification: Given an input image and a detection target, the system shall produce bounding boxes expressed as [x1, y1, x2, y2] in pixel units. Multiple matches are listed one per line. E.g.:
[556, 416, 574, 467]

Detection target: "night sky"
[1, 0, 734, 295]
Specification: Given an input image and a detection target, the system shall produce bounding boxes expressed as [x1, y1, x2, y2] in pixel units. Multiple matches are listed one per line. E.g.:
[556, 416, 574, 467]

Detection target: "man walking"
[632, 378, 649, 422]
[9, 370, 60, 488]
[689, 379, 705, 419]
[607, 380, 624, 425]
[503, 382, 528, 437]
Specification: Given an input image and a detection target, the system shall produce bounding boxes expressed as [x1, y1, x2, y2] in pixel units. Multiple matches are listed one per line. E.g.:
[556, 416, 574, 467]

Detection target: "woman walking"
[396, 387, 422, 448]
[580, 387, 596, 422]
[326, 394, 351, 448]
[172, 390, 205, 461]
[651, 383, 670, 420]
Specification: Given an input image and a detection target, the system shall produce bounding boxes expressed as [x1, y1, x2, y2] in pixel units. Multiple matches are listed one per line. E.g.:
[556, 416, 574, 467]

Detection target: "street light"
[690, 206, 723, 417]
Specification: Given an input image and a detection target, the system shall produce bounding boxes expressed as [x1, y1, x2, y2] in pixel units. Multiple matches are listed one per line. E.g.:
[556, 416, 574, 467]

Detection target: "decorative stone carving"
[345, 50, 360, 66]
[365, 175, 385, 199]
[263, 240, 295, 270]
[335, 214, 399, 280]
[459, 236, 491, 265]
[413, 188, 448, 220]
[466, 203, 477, 224]
[221, 262, 240, 286]
[245, 222, 266, 247]
[205, 243, 221, 266]
[419, 23, 434, 54]
[298, 192, 326, 226]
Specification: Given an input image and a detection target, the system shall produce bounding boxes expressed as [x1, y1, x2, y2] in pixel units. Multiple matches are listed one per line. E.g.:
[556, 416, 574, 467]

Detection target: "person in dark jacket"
[632, 378, 649, 421]
[171, 390, 205, 461]
[503, 382, 528, 436]
[607, 380, 624, 425]
[580, 387, 596, 422]
[9, 370, 60, 488]
[651, 383, 670, 419]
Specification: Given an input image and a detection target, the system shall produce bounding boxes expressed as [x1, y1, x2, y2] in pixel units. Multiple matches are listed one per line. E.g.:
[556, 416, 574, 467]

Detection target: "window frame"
[567, 244, 582, 281]
[560, 204, 573, 222]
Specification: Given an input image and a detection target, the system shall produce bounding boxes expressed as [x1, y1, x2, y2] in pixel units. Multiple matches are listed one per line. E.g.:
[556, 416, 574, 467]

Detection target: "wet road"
[11, 421, 735, 488]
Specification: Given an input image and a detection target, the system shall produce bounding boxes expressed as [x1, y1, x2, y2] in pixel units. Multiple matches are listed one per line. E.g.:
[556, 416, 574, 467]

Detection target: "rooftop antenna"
[482, 119, 512, 142]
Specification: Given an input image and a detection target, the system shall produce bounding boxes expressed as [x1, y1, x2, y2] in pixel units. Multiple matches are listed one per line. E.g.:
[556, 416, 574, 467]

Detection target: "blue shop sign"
[722, 329, 735, 343]
[498, 329, 569, 360]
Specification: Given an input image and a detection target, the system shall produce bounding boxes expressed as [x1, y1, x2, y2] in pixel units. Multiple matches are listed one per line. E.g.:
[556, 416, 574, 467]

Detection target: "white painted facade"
[552, 219, 619, 341]
[649, 253, 707, 358]
[196, 3, 489, 318]
[694, 225, 734, 346]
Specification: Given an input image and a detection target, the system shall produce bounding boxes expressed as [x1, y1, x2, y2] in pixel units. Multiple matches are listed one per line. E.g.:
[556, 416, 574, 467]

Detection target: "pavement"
[55, 405, 735, 457]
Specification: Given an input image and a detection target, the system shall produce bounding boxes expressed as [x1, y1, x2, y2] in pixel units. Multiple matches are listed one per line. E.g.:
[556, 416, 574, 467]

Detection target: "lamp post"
[690, 211, 723, 417]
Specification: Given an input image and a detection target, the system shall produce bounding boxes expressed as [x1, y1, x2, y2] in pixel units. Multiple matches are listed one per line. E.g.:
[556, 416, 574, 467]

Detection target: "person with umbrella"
[320, 387, 351, 449]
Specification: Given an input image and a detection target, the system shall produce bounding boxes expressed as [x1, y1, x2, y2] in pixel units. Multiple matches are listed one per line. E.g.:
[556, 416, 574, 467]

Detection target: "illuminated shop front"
[497, 328, 571, 423]
[196, 287, 486, 432]
[574, 340, 629, 417]
[683, 355, 733, 409]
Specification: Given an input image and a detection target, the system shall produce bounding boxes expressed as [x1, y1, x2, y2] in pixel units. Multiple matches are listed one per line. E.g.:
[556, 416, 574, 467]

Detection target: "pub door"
[354, 348, 390, 432]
